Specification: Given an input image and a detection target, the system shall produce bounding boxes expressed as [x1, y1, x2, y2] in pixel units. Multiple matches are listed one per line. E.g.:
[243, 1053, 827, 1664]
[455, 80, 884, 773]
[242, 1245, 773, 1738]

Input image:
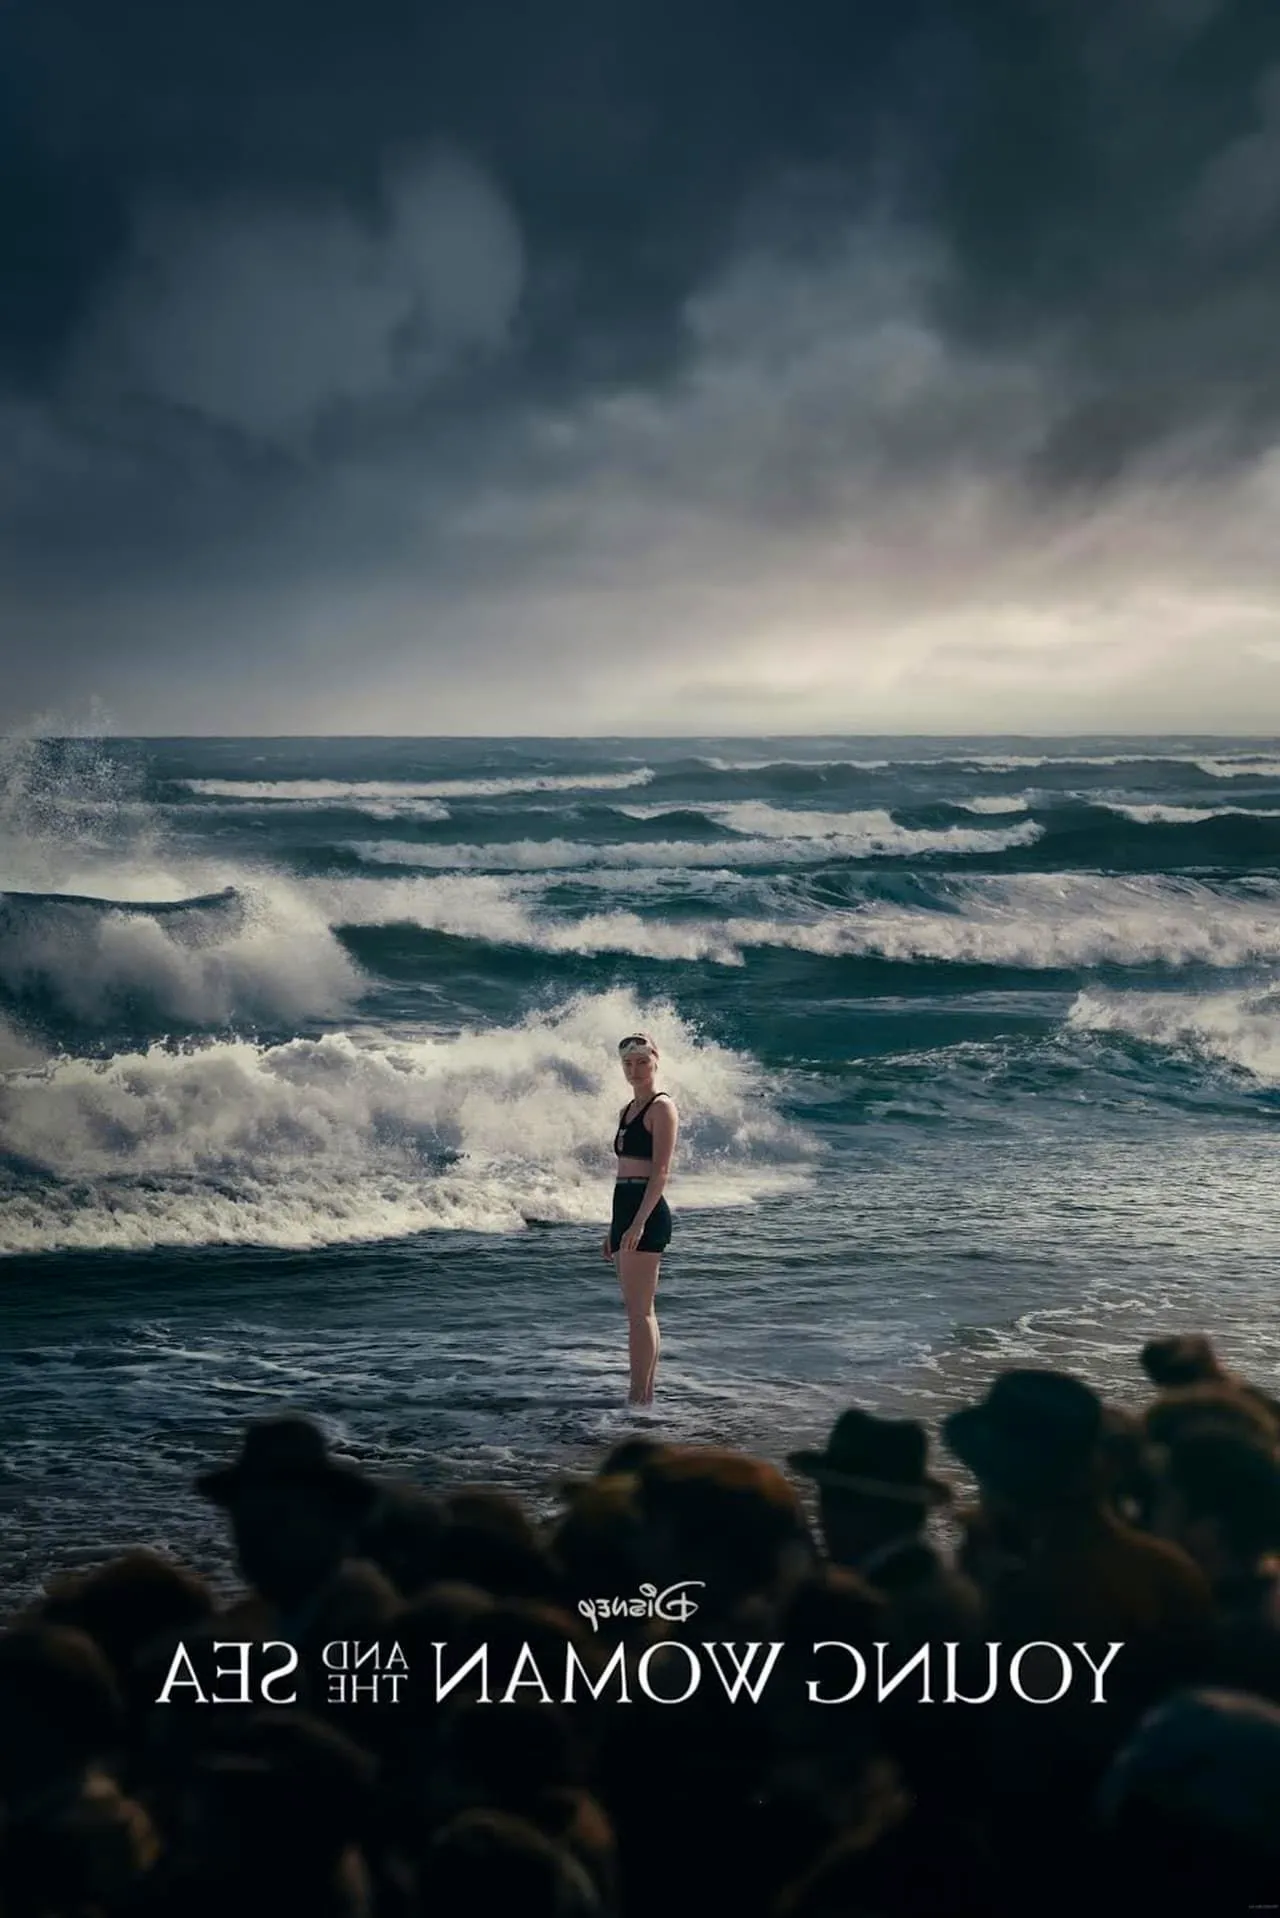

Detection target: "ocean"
[4, 731, 1280, 1604]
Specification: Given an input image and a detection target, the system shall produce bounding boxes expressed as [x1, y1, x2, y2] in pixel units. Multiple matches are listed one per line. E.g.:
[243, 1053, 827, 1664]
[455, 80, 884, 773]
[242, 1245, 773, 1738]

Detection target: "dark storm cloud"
[2, 0, 1280, 729]
[7, 0, 1276, 432]
[1, 0, 892, 389]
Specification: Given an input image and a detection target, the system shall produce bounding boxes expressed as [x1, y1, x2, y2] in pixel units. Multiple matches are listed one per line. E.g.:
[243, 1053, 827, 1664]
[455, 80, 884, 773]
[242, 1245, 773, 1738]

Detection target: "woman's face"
[621, 1045, 657, 1088]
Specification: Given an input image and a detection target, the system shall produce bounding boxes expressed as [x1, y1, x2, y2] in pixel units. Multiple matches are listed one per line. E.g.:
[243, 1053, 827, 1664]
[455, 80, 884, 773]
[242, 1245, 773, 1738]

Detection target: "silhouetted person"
[788, 1410, 952, 1572]
[942, 1368, 1214, 1911]
[194, 1416, 381, 1630]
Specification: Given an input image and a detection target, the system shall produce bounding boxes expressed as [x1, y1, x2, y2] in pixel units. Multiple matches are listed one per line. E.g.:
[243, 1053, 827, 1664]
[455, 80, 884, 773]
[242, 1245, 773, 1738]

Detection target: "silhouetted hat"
[942, 1369, 1104, 1497]
[194, 1416, 378, 1513]
[787, 1410, 950, 1506]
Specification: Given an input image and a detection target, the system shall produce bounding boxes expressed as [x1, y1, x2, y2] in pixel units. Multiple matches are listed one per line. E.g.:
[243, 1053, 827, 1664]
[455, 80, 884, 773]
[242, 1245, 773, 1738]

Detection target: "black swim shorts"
[609, 1183, 673, 1254]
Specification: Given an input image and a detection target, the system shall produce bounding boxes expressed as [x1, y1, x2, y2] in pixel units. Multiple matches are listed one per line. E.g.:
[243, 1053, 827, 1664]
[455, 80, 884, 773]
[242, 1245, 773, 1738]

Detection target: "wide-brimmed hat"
[787, 1410, 950, 1506]
[194, 1416, 378, 1514]
[942, 1369, 1103, 1497]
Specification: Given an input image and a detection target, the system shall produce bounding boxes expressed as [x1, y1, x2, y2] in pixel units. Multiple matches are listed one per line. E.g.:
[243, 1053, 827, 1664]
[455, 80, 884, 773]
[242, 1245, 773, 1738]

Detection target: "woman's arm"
[633, 1098, 678, 1231]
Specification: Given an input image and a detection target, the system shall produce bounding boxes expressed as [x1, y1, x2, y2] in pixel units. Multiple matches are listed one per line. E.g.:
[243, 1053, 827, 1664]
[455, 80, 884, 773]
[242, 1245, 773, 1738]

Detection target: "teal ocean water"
[4, 733, 1280, 1600]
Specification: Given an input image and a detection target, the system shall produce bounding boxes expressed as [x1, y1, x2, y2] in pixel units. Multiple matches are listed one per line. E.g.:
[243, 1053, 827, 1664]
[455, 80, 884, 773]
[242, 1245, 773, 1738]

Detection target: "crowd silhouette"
[3, 1333, 1280, 1916]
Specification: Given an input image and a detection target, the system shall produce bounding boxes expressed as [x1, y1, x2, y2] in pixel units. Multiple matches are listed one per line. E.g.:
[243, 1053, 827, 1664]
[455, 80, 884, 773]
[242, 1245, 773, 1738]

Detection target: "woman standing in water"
[602, 1033, 679, 1405]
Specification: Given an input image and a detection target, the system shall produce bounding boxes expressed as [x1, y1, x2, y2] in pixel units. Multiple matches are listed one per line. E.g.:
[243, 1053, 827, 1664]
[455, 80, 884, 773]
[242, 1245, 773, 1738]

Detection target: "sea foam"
[179, 770, 656, 802]
[309, 870, 1280, 972]
[0, 879, 363, 1029]
[0, 990, 813, 1255]
[1068, 987, 1280, 1085]
[0, 724, 364, 1030]
[340, 812, 1043, 872]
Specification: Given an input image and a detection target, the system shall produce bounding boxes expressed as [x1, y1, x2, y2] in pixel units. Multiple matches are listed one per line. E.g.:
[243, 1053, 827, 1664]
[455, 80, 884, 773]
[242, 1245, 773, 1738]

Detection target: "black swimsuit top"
[614, 1093, 667, 1160]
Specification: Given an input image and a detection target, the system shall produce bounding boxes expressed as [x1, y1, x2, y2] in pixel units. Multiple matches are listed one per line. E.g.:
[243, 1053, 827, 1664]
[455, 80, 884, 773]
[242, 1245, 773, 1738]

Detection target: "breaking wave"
[1068, 987, 1280, 1086]
[178, 770, 656, 803]
[0, 881, 362, 1030]
[0, 725, 362, 1033]
[340, 812, 1043, 872]
[310, 871, 1280, 972]
[0, 990, 813, 1256]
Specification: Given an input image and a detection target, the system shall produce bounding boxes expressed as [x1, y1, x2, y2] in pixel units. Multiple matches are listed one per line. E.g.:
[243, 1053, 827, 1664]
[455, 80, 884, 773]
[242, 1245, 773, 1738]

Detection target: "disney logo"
[577, 1581, 705, 1633]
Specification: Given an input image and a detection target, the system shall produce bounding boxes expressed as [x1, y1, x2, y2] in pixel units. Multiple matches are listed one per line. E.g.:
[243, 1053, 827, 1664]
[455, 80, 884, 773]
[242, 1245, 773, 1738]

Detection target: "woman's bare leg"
[616, 1251, 661, 1405]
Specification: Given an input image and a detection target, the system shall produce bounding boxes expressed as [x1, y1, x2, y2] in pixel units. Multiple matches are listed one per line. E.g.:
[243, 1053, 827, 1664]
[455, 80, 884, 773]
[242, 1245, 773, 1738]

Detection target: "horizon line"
[7, 729, 1280, 743]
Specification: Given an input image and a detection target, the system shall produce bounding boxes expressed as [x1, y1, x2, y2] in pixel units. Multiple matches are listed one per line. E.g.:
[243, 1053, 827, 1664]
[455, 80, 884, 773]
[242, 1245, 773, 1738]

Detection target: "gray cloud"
[3, 0, 1280, 731]
[1184, 64, 1280, 251]
[66, 153, 524, 444]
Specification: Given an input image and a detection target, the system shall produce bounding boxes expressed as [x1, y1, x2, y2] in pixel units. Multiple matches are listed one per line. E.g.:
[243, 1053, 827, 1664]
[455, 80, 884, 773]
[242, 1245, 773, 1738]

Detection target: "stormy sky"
[4, 0, 1280, 734]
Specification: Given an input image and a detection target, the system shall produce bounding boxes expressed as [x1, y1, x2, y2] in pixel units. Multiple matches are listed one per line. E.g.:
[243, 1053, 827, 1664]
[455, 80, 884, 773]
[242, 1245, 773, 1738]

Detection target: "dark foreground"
[3, 1333, 1280, 1918]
